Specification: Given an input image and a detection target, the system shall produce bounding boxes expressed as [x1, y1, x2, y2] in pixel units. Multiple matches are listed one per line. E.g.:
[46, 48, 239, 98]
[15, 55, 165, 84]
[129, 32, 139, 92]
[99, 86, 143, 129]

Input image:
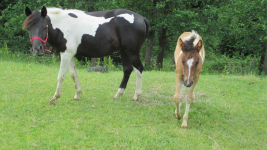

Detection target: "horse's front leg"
[181, 76, 199, 128]
[69, 57, 82, 101]
[174, 74, 183, 120]
[49, 52, 73, 104]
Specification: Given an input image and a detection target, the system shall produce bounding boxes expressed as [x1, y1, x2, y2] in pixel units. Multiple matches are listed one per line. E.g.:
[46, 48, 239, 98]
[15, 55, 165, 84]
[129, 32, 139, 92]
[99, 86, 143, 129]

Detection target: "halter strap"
[30, 26, 51, 53]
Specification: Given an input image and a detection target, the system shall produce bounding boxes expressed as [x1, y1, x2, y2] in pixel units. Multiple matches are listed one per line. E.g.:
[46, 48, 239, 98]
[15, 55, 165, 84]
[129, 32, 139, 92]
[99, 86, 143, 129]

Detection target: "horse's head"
[179, 36, 203, 87]
[23, 6, 48, 56]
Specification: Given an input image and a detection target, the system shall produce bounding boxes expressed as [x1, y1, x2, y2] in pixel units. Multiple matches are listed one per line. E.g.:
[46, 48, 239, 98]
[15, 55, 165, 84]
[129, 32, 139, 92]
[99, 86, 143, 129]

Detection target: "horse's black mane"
[183, 35, 197, 52]
[23, 11, 41, 30]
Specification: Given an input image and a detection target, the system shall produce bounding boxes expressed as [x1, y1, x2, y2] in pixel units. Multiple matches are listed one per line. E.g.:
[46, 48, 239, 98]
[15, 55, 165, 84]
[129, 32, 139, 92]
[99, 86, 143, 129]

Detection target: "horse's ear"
[179, 38, 185, 51]
[195, 40, 202, 53]
[41, 6, 47, 17]
[25, 7, 32, 16]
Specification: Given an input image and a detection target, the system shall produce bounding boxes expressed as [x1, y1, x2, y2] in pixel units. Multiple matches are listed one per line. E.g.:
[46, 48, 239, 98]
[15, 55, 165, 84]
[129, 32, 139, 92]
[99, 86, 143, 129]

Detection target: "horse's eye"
[182, 58, 185, 65]
[196, 60, 199, 66]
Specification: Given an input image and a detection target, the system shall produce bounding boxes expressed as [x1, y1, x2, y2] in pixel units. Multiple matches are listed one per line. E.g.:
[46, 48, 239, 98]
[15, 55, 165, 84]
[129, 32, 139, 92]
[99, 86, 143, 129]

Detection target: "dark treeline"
[0, 0, 267, 74]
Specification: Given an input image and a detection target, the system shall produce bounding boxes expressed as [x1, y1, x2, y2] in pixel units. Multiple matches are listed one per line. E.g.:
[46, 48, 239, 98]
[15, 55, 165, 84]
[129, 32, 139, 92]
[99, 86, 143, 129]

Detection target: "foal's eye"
[182, 58, 185, 65]
[195, 60, 199, 66]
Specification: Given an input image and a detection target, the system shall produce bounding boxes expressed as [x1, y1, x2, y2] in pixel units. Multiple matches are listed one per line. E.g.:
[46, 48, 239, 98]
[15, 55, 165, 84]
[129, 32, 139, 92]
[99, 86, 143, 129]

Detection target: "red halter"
[30, 26, 51, 53]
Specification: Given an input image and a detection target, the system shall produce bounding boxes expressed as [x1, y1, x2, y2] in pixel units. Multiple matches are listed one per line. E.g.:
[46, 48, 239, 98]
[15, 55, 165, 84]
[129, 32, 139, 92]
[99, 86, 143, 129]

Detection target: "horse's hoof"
[175, 114, 182, 120]
[132, 95, 138, 101]
[49, 101, 56, 105]
[181, 123, 187, 128]
[49, 98, 56, 105]
[72, 98, 80, 101]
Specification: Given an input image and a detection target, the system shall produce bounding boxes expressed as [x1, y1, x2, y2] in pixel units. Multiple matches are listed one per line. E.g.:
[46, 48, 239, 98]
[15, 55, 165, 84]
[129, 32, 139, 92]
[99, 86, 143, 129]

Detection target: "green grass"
[0, 59, 266, 149]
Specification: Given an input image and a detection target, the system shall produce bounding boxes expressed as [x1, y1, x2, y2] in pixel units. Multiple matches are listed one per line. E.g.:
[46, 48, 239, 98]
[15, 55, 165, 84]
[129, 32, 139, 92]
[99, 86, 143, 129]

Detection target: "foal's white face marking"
[187, 58, 194, 80]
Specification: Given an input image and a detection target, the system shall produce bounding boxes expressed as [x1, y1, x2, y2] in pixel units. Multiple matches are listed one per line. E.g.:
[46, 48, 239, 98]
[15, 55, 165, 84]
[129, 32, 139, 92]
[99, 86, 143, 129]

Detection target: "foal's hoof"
[72, 98, 80, 101]
[175, 114, 182, 120]
[181, 123, 188, 128]
[49, 98, 57, 105]
[49, 101, 56, 105]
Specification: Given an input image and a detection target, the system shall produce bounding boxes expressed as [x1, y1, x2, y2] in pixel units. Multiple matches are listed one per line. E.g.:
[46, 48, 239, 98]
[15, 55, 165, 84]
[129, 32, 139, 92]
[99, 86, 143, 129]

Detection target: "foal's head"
[179, 34, 203, 87]
[23, 7, 48, 56]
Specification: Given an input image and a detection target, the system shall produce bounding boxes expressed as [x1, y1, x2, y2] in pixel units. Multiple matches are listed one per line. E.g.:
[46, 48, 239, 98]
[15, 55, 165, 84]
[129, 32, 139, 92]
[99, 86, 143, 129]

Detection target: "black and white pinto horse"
[23, 6, 149, 104]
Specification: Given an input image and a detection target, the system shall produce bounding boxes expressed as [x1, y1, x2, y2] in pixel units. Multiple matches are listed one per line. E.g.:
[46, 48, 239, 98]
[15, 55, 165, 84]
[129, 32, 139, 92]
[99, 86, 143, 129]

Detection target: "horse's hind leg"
[69, 57, 82, 101]
[128, 55, 144, 101]
[113, 50, 133, 99]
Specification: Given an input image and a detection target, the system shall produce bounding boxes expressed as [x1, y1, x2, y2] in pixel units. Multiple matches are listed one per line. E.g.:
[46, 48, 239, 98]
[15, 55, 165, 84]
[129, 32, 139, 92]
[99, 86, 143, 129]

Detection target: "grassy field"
[0, 60, 266, 149]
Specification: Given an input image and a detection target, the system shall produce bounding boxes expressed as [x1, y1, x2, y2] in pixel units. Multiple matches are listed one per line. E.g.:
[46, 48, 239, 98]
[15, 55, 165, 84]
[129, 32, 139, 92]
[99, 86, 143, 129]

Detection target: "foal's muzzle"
[184, 80, 193, 87]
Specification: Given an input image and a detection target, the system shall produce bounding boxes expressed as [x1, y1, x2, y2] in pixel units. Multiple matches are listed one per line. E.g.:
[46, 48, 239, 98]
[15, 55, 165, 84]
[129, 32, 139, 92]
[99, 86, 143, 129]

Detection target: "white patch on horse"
[47, 8, 116, 55]
[117, 14, 134, 24]
[187, 58, 194, 80]
[184, 30, 199, 46]
[175, 51, 183, 64]
[132, 67, 142, 101]
[114, 88, 125, 99]
[199, 51, 205, 63]
[193, 35, 199, 47]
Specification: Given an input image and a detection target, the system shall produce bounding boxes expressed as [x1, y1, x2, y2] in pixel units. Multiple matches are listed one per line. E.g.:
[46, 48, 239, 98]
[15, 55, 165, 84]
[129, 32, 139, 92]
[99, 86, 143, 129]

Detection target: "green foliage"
[202, 53, 260, 75]
[0, 0, 266, 73]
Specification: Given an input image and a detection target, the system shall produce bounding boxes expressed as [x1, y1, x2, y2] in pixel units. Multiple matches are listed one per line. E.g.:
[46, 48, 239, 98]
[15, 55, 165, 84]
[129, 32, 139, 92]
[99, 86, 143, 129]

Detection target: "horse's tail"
[143, 17, 150, 37]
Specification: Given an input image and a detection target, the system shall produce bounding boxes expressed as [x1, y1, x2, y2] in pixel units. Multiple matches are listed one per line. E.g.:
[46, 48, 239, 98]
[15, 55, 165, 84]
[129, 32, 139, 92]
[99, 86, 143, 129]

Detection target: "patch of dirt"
[135, 97, 163, 106]
[150, 86, 159, 91]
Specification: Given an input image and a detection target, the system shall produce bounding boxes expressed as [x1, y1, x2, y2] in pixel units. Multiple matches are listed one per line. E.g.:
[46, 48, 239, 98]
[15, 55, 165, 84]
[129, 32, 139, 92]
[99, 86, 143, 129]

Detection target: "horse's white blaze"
[187, 58, 194, 80]
[117, 14, 134, 24]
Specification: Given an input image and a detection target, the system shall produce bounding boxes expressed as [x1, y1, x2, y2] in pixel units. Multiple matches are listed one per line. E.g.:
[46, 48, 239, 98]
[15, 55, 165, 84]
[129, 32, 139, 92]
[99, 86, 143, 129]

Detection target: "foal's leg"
[113, 50, 133, 99]
[69, 57, 82, 101]
[181, 76, 199, 128]
[128, 55, 144, 101]
[49, 52, 73, 104]
[174, 74, 183, 120]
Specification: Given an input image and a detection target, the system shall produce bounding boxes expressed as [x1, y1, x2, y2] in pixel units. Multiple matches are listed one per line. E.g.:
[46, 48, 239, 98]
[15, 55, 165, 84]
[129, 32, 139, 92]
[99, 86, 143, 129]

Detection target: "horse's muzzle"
[184, 80, 193, 87]
[31, 46, 44, 56]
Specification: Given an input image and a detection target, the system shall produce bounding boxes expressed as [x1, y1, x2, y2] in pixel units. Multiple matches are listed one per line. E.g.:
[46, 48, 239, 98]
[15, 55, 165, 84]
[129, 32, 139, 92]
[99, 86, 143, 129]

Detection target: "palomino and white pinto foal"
[23, 7, 149, 104]
[174, 31, 205, 128]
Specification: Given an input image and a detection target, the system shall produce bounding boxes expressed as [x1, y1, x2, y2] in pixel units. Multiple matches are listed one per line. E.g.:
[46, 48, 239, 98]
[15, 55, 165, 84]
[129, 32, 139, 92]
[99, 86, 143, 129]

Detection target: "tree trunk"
[156, 28, 167, 69]
[263, 40, 267, 75]
[144, 30, 155, 65]
[144, 0, 159, 66]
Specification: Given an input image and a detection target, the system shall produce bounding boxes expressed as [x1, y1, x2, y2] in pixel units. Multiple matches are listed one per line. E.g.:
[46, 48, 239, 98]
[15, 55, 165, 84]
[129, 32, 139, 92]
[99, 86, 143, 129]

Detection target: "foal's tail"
[143, 17, 150, 37]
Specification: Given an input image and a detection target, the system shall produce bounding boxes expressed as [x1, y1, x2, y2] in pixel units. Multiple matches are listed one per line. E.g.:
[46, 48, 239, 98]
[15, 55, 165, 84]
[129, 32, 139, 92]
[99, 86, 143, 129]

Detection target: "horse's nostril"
[40, 46, 43, 50]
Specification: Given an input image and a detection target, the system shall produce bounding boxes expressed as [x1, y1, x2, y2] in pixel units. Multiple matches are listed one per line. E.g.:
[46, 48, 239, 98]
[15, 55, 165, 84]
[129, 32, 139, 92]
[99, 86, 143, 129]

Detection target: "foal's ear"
[41, 6, 47, 17]
[195, 40, 202, 53]
[179, 38, 185, 51]
[25, 7, 32, 16]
